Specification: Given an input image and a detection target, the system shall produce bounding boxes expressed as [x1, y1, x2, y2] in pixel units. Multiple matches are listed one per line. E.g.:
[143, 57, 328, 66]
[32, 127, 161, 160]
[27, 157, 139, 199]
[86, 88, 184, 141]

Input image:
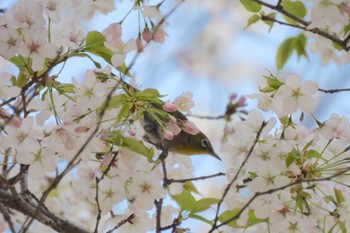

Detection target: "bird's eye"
[201, 138, 209, 148]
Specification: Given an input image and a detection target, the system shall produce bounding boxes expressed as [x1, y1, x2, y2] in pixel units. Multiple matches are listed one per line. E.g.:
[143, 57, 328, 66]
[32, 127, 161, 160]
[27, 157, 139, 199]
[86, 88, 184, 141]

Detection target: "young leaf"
[117, 102, 133, 123]
[218, 209, 242, 228]
[239, 0, 262, 12]
[189, 214, 213, 225]
[294, 34, 307, 58]
[191, 198, 220, 213]
[276, 37, 295, 70]
[266, 12, 276, 32]
[306, 149, 322, 159]
[281, 0, 306, 24]
[173, 189, 197, 211]
[334, 188, 345, 203]
[136, 88, 162, 100]
[244, 14, 260, 29]
[245, 210, 268, 228]
[84, 31, 113, 65]
[106, 131, 154, 160]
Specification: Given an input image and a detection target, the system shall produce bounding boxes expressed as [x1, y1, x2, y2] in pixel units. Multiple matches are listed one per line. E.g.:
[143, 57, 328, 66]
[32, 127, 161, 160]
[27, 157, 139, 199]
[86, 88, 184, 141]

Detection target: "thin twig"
[318, 87, 350, 93]
[106, 214, 136, 233]
[210, 121, 267, 232]
[165, 172, 225, 185]
[0, 203, 16, 233]
[252, 0, 350, 51]
[94, 152, 119, 232]
[155, 198, 163, 233]
[216, 166, 350, 229]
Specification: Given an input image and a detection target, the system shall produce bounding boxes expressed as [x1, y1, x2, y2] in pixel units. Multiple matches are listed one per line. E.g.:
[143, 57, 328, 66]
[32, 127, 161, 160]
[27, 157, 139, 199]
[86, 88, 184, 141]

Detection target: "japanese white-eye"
[121, 81, 220, 160]
[140, 100, 221, 161]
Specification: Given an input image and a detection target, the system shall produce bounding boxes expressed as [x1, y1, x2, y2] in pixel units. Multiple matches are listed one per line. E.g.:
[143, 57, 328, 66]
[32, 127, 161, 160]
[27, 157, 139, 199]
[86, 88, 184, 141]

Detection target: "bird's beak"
[211, 151, 222, 161]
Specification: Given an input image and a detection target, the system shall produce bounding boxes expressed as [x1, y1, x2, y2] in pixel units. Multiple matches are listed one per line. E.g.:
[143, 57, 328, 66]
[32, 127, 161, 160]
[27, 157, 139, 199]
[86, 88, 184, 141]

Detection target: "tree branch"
[252, 0, 350, 51]
[0, 188, 91, 233]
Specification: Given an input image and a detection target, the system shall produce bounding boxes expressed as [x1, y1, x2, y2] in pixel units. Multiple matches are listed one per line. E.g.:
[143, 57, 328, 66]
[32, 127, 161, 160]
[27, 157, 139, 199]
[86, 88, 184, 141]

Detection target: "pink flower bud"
[341, 2, 350, 16]
[128, 129, 137, 137]
[9, 117, 22, 128]
[229, 93, 237, 101]
[238, 96, 246, 106]
[182, 121, 199, 135]
[152, 27, 167, 43]
[167, 116, 181, 136]
[164, 130, 174, 140]
[163, 102, 177, 112]
[142, 27, 152, 43]
[136, 37, 143, 53]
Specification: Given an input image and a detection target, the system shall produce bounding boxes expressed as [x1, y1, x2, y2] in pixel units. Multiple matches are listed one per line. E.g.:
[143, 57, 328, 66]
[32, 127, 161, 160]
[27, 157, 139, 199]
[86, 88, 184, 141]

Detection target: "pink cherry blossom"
[182, 120, 200, 135]
[319, 113, 350, 140]
[162, 101, 178, 112]
[98, 177, 125, 214]
[4, 0, 45, 30]
[174, 92, 194, 114]
[278, 74, 318, 114]
[128, 170, 165, 210]
[19, 28, 57, 71]
[0, 27, 22, 59]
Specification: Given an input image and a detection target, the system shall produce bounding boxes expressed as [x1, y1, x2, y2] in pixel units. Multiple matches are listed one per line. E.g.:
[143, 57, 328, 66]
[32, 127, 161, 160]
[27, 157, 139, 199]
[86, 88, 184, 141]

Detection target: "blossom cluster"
[0, 0, 350, 232]
[221, 73, 350, 231]
[299, 1, 350, 65]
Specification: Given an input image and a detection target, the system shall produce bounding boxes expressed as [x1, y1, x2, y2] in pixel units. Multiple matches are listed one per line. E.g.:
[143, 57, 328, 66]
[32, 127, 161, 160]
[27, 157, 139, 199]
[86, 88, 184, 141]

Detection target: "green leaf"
[276, 37, 295, 70]
[116, 63, 132, 77]
[191, 198, 220, 213]
[136, 88, 162, 100]
[117, 102, 133, 123]
[332, 40, 344, 51]
[302, 139, 314, 152]
[281, 0, 306, 24]
[306, 149, 321, 159]
[244, 14, 260, 29]
[84, 31, 113, 65]
[53, 83, 75, 94]
[218, 209, 242, 228]
[183, 182, 199, 194]
[10, 56, 27, 69]
[245, 210, 268, 228]
[106, 131, 154, 160]
[189, 214, 213, 225]
[324, 195, 336, 203]
[107, 95, 128, 109]
[264, 74, 283, 90]
[338, 221, 347, 233]
[16, 72, 28, 87]
[294, 34, 307, 58]
[279, 115, 291, 125]
[262, 12, 276, 32]
[335, 188, 345, 203]
[239, 0, 262, 12]
[285, 152, 296, 168]
[173, 189, 197, 211]
[85, 30, 105, 48]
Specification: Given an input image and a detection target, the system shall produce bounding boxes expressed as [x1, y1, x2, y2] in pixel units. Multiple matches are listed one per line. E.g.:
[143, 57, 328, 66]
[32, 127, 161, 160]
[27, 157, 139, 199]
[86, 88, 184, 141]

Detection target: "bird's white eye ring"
[201, 138, 209, 148]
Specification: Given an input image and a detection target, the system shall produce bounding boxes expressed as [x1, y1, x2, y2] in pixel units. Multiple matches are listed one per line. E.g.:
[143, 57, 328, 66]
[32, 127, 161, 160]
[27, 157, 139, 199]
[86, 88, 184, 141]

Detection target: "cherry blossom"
[19, 28, 57, 71]
[102, 23, 135, 67]
[0, 27, 22, 59]
[309, 1, 348, 33]
[98, 177, 125, 214]
[277, 74, 319, 114]
[4, 116, 43, 164]
[127, 170, 165, 210]
[174, 92, 195, 114]
[4, 0, 45, 30]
